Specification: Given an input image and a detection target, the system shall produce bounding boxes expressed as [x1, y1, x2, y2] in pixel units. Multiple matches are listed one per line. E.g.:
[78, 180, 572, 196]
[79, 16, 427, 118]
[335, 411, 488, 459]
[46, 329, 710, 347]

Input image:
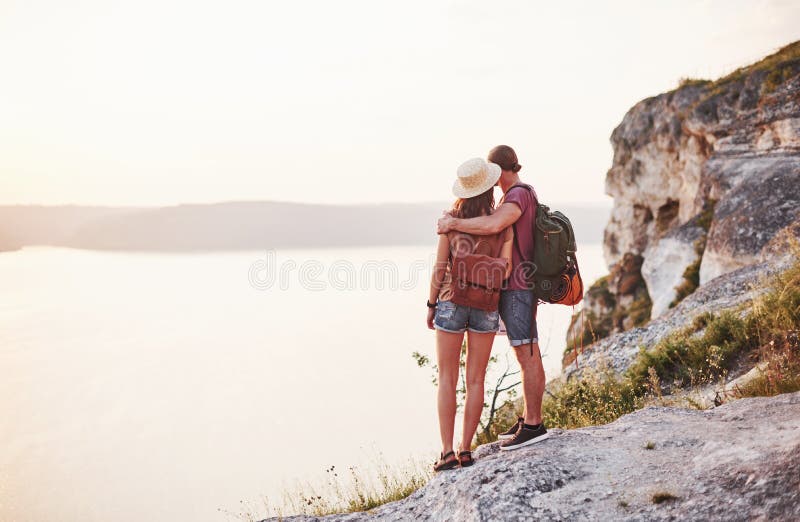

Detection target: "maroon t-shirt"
[501, 184, 538, 290]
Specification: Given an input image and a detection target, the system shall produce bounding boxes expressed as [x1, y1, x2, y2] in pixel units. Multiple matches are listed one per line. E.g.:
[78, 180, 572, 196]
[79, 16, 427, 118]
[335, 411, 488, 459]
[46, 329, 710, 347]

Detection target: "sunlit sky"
[1, 0, 799, 207]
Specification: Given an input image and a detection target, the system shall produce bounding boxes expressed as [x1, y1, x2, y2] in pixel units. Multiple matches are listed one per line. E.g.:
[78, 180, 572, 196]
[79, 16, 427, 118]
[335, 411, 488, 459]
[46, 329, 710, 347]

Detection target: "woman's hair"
[488, 145, 522, 173]
[452, 187, 495, 219]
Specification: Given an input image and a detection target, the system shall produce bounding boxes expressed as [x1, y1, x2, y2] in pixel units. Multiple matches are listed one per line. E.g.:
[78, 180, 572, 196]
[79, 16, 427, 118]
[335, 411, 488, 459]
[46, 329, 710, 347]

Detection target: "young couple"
[426, 145, 548, 472]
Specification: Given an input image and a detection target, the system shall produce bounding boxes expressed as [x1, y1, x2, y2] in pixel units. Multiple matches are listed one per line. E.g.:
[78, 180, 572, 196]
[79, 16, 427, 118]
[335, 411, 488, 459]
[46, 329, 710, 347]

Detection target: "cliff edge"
[269, 392, 800, 521]
[606, 42, 800, 312]
[568, 41, 800, 362]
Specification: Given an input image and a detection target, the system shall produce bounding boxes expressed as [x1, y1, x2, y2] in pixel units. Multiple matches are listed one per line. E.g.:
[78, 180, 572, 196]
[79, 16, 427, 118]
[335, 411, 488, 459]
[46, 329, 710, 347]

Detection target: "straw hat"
[453, 158, 502, 198]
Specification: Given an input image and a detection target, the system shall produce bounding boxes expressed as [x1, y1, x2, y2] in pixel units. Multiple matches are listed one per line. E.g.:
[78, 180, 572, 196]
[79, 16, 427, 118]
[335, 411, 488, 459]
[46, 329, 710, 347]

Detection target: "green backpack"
[509, 186, 584, 305]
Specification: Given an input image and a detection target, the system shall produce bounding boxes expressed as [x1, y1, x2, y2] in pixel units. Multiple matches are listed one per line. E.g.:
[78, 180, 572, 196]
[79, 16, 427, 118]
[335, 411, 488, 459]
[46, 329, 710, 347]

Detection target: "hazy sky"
[2, 0, 799, 207]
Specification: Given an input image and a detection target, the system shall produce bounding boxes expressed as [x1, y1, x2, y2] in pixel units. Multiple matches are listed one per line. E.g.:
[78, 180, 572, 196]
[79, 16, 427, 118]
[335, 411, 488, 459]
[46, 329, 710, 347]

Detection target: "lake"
[0, 244, 607, 521]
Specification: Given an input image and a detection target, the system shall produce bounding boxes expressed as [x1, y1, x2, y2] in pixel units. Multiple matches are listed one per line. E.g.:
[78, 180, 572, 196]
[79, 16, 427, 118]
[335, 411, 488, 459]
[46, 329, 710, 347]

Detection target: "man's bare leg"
[513, 341, 545, 425]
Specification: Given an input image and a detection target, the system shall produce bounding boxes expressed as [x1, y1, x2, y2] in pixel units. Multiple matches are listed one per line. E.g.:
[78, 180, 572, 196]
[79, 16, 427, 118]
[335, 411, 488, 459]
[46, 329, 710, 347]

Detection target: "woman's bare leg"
[436, 329, 464, 455]
[459, 331, 494, 452]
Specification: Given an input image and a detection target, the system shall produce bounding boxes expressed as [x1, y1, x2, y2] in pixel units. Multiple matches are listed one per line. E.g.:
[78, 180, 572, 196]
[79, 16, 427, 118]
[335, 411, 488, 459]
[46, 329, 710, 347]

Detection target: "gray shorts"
[499, 289, 539, 347]
[433, 300, 500, 334]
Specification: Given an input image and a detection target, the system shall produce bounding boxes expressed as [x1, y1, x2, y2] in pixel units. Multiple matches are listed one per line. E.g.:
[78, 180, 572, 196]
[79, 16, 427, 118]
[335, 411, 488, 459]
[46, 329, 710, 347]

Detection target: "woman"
[426, 157, 513, 471]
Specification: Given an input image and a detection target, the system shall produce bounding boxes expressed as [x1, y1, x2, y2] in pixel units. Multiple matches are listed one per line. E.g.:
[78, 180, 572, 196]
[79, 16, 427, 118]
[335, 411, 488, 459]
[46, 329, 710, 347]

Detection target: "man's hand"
[437, 211, 456, 235]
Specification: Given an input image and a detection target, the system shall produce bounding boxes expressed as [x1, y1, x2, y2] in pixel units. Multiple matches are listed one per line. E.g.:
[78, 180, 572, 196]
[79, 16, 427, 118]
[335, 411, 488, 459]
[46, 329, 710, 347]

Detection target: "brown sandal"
[458, 450, 474, 467]
[433, 451, 459, 472]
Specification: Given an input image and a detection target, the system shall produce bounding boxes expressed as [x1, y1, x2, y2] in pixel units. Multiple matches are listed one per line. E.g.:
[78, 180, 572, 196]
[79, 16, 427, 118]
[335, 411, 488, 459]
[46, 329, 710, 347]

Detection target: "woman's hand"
[426, 307, 436, 330]
[437, 211, 455, 234]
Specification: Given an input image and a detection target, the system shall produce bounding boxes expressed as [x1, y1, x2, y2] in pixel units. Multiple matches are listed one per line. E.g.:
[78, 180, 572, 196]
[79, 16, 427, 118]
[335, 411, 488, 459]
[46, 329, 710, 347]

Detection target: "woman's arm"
[429, 234, 450, 304]
[500, 227, 514, 279]
[427, 235, 450, 329]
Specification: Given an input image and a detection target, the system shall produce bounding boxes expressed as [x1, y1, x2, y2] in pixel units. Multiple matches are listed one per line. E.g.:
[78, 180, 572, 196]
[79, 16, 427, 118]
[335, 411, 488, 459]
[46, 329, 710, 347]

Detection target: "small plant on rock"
[651, 491, 679, 504]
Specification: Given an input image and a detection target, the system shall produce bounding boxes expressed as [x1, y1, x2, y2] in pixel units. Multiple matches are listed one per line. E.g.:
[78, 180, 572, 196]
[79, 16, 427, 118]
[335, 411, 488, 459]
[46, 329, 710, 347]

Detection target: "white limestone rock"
[641, 235, 700, 319]
[265, 391, 800, 522]
[605, 65, 800, 299]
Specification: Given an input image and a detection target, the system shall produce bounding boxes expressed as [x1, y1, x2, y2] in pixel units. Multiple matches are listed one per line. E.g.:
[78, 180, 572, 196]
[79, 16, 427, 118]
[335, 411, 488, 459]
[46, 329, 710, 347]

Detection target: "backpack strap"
[504, 183, 537, 271]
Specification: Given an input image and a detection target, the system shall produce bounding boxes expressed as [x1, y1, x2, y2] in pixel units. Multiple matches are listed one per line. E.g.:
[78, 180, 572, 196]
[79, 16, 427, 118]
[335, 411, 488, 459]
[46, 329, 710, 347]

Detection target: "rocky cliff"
[606, 42, 800, 318]
[569, 42, 800, 353]
[269, 393, 800, 521]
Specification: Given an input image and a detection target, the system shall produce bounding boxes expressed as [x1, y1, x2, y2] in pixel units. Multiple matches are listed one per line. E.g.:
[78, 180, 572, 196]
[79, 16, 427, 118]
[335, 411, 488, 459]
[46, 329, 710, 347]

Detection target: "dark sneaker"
[497, 417, 524, 440]
[499, 423, 549, 451]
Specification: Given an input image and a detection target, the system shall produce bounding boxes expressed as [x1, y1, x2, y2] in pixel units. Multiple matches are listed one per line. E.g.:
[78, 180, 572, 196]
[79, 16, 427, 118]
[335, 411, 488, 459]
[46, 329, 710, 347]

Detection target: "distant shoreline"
[1, 202, 610, 253]
[0, 241, 607, 255]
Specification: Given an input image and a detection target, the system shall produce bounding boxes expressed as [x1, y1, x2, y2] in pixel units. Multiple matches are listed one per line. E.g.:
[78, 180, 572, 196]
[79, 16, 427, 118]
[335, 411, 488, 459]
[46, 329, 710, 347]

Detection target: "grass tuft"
[684, 41, 800, 113]
[235, 455, 432, 520]
[733, 249, 800, 398]
[542, 367, 643, 429]
[626, 310, 753, 392]
[565, 276, 615, 355]
[734, 342, 800, 398]
[628, 292, 653, 327]
[651, 491, 679, 504]
[677, 77, 711, 88]
[763, 66, 795, 94]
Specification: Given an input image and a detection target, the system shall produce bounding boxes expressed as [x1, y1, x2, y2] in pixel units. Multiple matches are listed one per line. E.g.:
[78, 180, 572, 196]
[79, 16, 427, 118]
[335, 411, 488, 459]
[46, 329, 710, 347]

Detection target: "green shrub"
[542, 369, 643, 429]
[651, 491, 679, 504]
[763, 65, 796, 94]
[750, 256, 800, 338]
[627, 310, 753, 391]
[628, 292, 653, 327]
[734, 253, 800, 398]
[552, 254, 800, 431]
[677, 77, 711, 88]
[639, 249, 800, 399]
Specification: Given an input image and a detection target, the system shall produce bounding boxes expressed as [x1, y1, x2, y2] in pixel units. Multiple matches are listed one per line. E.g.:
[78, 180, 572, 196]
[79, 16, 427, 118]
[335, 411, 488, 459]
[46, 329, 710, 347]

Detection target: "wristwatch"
[426, 300, 437, 309]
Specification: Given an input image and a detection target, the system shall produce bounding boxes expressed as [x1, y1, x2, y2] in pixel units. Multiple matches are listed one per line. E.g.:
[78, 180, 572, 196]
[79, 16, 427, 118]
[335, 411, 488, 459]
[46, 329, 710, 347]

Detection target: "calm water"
[0, 244, 606, 521]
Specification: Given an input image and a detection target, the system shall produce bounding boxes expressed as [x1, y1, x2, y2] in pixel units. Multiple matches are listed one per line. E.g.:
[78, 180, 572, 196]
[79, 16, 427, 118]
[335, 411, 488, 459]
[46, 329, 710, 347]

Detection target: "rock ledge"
[268, 392, 800, 521]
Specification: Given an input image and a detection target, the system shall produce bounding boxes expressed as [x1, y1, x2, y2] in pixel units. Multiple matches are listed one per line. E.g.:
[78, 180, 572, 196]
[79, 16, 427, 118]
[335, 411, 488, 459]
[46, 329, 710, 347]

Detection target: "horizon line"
[0, 198, 614, 209]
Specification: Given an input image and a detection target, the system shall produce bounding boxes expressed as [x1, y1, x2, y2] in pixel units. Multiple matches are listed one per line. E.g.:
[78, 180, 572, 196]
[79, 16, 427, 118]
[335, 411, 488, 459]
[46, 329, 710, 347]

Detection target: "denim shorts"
[433, 300, 500, 334]
[499, 289, 539, 346]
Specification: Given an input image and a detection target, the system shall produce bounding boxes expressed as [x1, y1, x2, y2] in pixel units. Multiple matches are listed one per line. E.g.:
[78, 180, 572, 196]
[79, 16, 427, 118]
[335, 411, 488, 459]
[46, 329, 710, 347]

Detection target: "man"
[436, 144, 548, 450]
